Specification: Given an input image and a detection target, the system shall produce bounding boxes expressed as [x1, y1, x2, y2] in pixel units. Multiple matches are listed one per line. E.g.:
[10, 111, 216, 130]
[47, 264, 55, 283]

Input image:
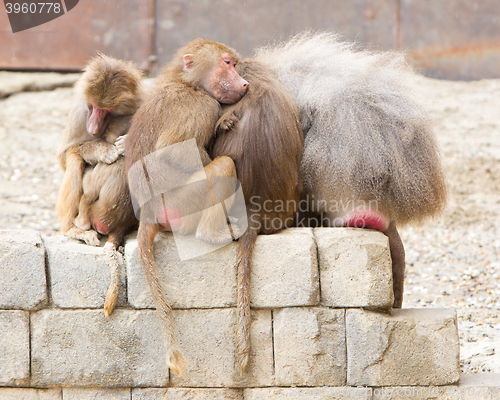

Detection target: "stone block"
[125, 233, 237, 309]
[0, 230, 47, 309]
[315, 228, 394, 309]
[0, 311, 29, 386]
[63, 388, 131, 400]
[171, 309, 273, 388]
[133, 388, 243, 400]
[273, 307, 346, 386]
[44, 235, 127, 309]
[346, 308, 460, 386]
[31, 309, 168, 387]
[244, 387, 371, 399]
[0, 388, 61, 400]
[251, 228, 319, 307]
[126, 229, 319, 310]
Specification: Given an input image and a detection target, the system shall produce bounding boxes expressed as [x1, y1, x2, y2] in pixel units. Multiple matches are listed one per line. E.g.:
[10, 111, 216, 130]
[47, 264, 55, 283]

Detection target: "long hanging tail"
[236, 224, 259, 374]
[103, 233, 123, 318]
[137, 222, 187, 376]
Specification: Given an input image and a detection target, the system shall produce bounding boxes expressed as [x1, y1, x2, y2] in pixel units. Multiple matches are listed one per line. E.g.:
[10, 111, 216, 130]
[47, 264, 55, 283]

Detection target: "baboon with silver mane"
[256, 32, 447, 308]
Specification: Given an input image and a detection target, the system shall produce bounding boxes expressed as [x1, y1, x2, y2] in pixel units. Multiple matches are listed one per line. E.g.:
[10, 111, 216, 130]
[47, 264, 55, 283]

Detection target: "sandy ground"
[0, 72, 499, 374]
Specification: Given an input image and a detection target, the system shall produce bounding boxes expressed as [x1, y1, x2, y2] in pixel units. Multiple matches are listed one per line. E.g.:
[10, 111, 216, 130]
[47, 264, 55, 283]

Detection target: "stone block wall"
[0, 227, 492, 399]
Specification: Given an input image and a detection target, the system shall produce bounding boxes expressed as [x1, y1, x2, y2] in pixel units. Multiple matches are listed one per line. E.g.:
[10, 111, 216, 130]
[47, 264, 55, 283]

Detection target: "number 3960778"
[5, 3, 62, 14]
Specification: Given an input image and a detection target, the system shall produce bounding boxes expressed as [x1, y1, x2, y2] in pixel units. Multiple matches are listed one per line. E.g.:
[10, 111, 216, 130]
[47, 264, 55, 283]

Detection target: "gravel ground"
[0, 72, 499, 374]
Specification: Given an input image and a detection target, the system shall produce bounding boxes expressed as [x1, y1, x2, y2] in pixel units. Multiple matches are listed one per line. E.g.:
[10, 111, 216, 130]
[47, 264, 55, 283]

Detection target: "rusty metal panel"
[155, 0, 398, 70]
[0, 0, 154, 71]
[400, 0, 500, 80]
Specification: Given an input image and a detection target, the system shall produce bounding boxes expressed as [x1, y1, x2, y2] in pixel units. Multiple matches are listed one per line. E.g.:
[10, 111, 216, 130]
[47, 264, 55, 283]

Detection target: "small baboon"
[125, 38, 248, 376]
[256, 32, 447, 308]
[57, 54, 144, 316]
[212, 58, 303, 373]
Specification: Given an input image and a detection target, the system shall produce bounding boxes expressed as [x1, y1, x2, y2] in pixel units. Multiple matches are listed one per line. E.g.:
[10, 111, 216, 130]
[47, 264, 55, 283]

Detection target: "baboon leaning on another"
[256, 32, 447, 308]
[212, 58, 303, 373]
[125, 38, 248, 376]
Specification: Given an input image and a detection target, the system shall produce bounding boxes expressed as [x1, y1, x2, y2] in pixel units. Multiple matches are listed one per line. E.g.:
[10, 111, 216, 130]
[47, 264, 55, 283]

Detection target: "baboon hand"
[114, 135, 127, 156]
[101, 145, 120, 164]
[217, 113, 238, 133]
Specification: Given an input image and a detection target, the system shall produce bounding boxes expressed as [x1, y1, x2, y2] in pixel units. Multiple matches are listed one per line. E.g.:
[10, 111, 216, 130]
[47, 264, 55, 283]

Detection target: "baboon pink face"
[86, 104, 113, 137]
[183, 52, 249, 104]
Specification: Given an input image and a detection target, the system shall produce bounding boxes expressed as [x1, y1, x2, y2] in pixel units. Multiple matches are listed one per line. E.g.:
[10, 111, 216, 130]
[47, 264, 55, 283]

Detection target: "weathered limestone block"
[133, 388, 243, 400]
[0, 388, 61, 400]
[63, 388, 131, 400]
[0, 230, 47, 309]
[315, 228, 394, 309]
[31, 309, 168, 387]
[0, 311, 29, 386]
[44, 235, 127, 309]
[273, 307, 346, 386]
[244, 387, 371, 400]
[171, 309, 273, 388]
[251, 228, 319, 307]
[125, 233, 237, 309]
[126, 229, 319, 309]
[346, 308, 460, 386]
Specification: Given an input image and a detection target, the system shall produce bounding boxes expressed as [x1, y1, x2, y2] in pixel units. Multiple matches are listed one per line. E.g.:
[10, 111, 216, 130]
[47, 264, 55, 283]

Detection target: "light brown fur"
[125, 38, 248, 376]
[57, 54, 144, 316]
[212, 58, 303, 373]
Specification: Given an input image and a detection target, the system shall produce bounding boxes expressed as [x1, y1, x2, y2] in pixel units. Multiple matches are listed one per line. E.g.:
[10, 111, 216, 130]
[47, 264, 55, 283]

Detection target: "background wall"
[1, 0, 500, 80]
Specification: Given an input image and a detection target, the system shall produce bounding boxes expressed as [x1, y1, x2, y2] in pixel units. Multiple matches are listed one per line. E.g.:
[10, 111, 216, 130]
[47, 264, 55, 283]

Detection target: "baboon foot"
[195, 225, 233, 245]
[74, 215, 91, 231]
[66, 227, 101, 246]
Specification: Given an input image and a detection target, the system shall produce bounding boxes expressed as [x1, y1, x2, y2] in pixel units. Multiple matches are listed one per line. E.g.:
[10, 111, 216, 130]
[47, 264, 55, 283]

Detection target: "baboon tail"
[137, 222, 187, 376]
[236, 223, 259, 374]
[103, 233, 123, 318]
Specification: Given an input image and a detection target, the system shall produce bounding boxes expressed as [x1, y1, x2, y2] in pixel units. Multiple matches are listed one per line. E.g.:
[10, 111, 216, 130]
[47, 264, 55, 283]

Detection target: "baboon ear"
[183, 54, 194, 70]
